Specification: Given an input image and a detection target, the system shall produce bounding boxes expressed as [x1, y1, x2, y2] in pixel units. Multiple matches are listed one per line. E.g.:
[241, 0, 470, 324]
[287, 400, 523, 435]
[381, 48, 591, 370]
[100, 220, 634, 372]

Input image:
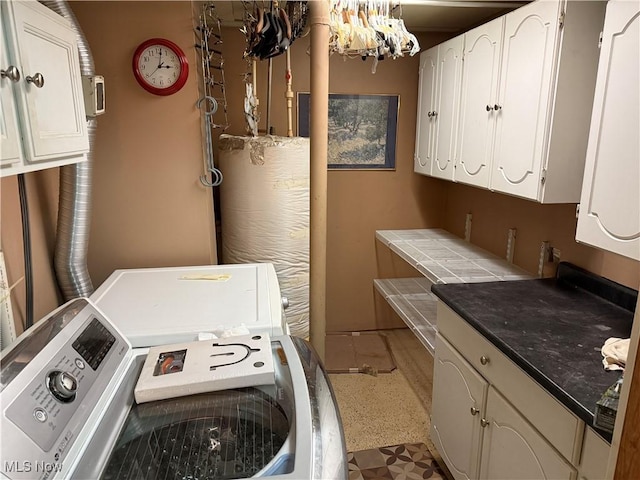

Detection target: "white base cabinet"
[432, 302, 610, 480]
[431, 334, 487, 480]
[480, 387, 575, 480]
[1, 0, 89, 177]
[432, 333, 575, 480]
[575, 0, 640, 261]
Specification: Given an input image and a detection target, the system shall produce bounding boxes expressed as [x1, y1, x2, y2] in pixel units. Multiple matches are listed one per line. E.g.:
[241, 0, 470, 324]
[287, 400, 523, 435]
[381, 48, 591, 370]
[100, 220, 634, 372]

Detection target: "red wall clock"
[132, 38, 189, 96]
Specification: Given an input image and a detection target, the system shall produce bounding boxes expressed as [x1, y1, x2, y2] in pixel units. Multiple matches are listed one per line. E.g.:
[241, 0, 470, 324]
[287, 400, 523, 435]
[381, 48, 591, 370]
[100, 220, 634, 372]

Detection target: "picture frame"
[297, 93, 399, 170]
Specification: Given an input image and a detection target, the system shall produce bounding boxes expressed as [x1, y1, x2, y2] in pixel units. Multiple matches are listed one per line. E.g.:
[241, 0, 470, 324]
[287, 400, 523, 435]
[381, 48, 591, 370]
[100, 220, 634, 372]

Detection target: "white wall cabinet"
[575, 0, 640, 261]
[414, 47, 437, 176]
[488, 0, 605, 203]
[1, 0, 89, 177]
[414, 36, 463, 180]
[455, 17, 503, 189]
[416, 0, 606, 203]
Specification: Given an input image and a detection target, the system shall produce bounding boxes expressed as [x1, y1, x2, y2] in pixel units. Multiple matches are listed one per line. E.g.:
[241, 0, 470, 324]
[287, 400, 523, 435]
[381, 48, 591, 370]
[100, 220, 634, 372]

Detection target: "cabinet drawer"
[437, 301, 584, 463]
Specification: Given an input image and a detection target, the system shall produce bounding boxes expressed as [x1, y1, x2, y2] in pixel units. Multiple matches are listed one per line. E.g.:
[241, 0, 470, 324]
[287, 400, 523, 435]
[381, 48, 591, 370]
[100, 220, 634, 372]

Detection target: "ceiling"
[211, 0, 531, 33]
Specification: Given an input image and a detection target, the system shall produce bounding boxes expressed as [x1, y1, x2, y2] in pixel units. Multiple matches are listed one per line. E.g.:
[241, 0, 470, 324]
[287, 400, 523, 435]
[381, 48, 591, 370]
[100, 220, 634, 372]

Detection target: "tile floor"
[329, 328, 452, 479]
[348, 443, 445, 480]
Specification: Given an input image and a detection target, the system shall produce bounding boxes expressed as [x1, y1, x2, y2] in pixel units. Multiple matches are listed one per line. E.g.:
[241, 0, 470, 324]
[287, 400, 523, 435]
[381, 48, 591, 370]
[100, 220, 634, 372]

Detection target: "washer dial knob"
[47, 371, 78, 403]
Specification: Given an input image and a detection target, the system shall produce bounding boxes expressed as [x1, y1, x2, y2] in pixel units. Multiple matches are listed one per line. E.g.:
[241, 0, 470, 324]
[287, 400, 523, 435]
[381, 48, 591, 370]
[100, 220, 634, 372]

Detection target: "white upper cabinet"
[490, 0, 559, 200]
[418, 0, 607, 203]
[431, 36, 463, 181]
[415, 47, 438, 176]
[414, 36, 463, 180]
[491, 0, 606, 203]
[1, 0, 89, 177]
[575, 0, 640, 261]
[0, 16, 23, 169]
[455, 18, 503, 188]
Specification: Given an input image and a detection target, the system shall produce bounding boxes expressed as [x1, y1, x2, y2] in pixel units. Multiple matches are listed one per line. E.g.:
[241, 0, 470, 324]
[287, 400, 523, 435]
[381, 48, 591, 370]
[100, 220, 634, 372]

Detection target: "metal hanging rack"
[194, 3, 229, 187]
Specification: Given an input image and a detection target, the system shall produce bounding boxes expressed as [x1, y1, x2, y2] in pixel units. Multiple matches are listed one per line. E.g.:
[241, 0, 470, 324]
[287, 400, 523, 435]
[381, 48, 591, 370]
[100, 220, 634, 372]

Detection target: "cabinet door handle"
[427, 111, 433, 118]
[480, 355, 490, 365]
[480, 418, 490, 427]
[1, 65, 20, 82]
[486, 104, 494, 111]
[432, 111, 438, 117]
[494, 104, 502, 111]
[470, 407, 480, 416]
[26, 72, 45, 88]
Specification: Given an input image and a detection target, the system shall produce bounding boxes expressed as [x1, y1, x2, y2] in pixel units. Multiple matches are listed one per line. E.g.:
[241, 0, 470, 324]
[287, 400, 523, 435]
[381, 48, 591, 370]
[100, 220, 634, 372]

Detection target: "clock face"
[133, 39, 189, 96]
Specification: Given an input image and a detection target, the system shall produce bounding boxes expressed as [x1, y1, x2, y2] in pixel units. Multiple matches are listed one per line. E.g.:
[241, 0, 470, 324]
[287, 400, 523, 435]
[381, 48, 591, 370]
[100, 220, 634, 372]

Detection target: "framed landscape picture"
[297, 93, 399, 170]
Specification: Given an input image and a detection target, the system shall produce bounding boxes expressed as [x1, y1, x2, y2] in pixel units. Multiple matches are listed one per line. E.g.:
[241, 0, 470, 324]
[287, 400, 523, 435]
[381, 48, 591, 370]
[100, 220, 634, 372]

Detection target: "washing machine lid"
[91, 264, 285, 348]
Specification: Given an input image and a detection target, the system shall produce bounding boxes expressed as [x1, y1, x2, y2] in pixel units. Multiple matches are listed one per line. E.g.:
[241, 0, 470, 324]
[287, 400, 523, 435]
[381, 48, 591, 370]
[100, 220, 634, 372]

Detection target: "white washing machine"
[90, 263, 290, 348]
[0, 298, 347, 480]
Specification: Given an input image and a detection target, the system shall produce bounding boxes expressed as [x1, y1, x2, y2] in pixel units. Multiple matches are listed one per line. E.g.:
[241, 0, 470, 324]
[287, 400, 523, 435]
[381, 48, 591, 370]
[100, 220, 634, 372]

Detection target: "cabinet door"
[431, 36, 463, 181]
[415, 47, 437, 176]
[455, 18, 503, 188]
[480, 387, 576, 480]
[491, 0, 560, 200]
[0, 14, 23, 168]
[431, 334, 488, 480]
[8, 0, 88, 163]
[575, 0, 640, 261]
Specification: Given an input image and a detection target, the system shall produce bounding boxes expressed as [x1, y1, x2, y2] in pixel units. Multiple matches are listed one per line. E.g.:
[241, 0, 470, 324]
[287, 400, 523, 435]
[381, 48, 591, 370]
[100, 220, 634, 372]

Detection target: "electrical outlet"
[464, 213, 472, 242]
[506, 228, 517, 264]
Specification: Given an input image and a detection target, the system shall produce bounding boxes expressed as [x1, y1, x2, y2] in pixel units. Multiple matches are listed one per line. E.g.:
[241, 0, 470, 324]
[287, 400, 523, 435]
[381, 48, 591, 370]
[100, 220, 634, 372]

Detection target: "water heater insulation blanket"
[218, 135, 310, 338]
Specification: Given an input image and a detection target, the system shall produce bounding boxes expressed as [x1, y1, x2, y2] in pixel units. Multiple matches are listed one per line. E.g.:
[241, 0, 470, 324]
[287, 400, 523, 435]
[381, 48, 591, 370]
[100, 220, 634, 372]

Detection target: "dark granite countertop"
[431, 263, 637, 442]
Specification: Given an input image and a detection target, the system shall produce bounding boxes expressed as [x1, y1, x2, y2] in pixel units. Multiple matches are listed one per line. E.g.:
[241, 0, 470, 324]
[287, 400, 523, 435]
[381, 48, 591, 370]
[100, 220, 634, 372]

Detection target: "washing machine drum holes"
[102, 388, 290, 479]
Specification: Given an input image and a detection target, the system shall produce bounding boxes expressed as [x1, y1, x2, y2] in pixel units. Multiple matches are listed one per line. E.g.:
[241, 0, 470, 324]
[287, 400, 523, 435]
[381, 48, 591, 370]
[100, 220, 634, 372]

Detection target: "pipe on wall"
[308, 0, 330, 360]
[40, 0, 95, 300]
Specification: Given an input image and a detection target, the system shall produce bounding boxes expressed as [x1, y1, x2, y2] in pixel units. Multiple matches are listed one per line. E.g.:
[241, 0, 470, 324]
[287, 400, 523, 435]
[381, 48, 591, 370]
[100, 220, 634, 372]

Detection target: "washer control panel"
[1, 299, 130, 479]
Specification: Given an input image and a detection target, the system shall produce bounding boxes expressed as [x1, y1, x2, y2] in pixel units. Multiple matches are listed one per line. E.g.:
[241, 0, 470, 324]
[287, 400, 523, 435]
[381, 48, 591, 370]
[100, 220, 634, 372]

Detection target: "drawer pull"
[480, 355, 490, 365]
[470, 407, 479, 416]
[480, 418, 490, 428]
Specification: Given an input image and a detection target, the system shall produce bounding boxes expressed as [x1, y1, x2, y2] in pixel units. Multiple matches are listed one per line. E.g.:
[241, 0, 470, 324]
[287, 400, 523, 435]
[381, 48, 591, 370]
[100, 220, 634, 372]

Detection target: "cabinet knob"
[470, 407, 479, 416]
[427, 111, 433, 118]
[480, 418, 490, 428]
[1, 65, 20, 83]
[26, 72, 45, 88]
[486, 104, 494, 111]
[494, 104, 502, 111]
[480, 355, 490, 365]
[432, 111, 438, 117]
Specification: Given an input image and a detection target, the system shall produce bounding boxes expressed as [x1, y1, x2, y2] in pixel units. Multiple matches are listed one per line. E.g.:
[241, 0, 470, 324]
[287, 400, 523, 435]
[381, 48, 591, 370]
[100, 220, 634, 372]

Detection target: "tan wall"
[1, 1, 217, 331]
[69, 1, 217, 286]
[442, 183, 640, 289]
[1, 171, 61, 335]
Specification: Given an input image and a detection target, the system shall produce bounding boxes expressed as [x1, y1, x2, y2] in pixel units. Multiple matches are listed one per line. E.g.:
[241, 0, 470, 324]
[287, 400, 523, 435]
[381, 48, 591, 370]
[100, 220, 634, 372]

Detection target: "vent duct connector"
[41, 0, 96, 300]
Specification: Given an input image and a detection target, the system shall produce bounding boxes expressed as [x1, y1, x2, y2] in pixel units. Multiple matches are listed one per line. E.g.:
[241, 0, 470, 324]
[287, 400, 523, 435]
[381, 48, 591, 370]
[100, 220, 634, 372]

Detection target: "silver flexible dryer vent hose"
[41, 0, 95, 300]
